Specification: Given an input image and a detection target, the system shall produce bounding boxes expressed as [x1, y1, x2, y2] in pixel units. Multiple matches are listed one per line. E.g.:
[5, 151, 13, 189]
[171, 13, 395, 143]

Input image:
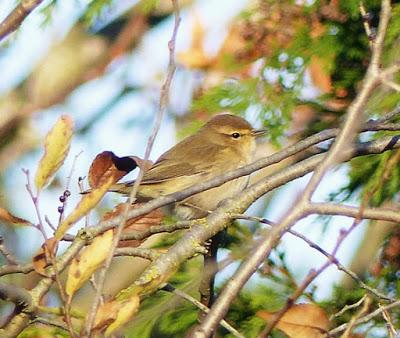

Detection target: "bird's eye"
[231, 132, 241, 139]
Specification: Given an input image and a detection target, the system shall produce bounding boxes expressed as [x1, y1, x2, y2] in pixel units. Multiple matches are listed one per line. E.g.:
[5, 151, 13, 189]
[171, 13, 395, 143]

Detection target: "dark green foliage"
[192, 78, 293, 145]
[320, 285, 366, 326]
[338, 147, 400, 206]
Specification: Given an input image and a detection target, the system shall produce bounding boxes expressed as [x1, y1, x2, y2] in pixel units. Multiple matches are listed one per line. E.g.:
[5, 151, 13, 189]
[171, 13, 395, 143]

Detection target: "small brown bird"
[111, 113, 265, 219]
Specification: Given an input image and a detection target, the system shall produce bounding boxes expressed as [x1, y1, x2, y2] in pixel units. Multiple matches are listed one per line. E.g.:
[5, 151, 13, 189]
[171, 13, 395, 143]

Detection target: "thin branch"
[259, 215, 363, 337]
[58, 151, 82, 225]
[369, 0, 391, 69]
[380, 77, 400, 92]
[0, 236, 19, 265]
[329, 299, 400, 335]
[114, 247, 160, 261]
[380, 302, 397, 338]
[0, 0, 45, 42]
[381, 62, 400, 77]
[341, 296, 371, 338]
[359, 2, 375, 46]
[308, 202, 400, 224]
[83, 2, 181, 336]
[331, 295, 367, 320]
[31, 317, 71, 333]
[234, 214, 394, 301]
[24, 169, 76, 337]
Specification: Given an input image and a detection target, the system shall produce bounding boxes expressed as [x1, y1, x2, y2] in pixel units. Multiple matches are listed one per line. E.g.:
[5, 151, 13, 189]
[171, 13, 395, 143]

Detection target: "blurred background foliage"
[0, 0, 400, 336]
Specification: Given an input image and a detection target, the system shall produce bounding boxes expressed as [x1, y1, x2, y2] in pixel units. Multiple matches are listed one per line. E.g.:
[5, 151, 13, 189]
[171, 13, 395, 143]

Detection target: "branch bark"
[0, 0, 44, 42]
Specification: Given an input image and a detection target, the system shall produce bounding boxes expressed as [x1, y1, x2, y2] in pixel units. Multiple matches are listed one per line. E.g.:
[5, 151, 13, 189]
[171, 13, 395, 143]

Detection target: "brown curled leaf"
[100, 202, 164, 248]
[88, 151, 138, 189]
[257, 303, 330, 338]
[0, 207, 32, 226]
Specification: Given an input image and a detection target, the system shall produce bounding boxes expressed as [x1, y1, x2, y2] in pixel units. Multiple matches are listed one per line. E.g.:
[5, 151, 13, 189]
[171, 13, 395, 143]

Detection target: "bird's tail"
[81, 181, 134, 195]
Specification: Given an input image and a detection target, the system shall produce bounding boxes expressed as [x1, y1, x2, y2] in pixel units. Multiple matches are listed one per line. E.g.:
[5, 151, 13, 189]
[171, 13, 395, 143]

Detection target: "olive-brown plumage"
[111, 113, 265, 219]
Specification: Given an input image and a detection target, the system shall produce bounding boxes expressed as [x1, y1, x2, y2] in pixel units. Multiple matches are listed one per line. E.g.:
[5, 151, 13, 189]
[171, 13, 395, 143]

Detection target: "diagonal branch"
[0, 0, 45, 42]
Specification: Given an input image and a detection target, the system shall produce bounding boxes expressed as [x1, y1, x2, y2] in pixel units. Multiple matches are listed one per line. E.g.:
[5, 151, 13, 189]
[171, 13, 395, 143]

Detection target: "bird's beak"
[251, 129, 267, 137]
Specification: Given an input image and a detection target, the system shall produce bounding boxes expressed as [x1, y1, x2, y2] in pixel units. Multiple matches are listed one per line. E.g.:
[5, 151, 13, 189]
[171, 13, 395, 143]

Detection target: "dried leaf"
[101, 203, 164, 248]
[257, 303, 330, 338]
[0, 207, 32, 226]
[93, 296, 140, 336]
[178, 16, 213, 69]
[55, 174, 115, 240]
[88, 151, 137, 189]
[32, 238, 58, 276]
[66, 230, 113, 298]
[35, 115, 73, 191]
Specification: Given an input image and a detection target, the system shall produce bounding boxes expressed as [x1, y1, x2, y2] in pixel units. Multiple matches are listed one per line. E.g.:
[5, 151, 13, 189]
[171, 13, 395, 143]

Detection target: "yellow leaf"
[0, 207, 32, 226]
[66, 230, 113, 298]
[35, 115, 74, 191]
[178, 15, 213, 69]
[257, 303, 330, 338]
[93, 296, 140, 336]
[55, 174, 114, 240]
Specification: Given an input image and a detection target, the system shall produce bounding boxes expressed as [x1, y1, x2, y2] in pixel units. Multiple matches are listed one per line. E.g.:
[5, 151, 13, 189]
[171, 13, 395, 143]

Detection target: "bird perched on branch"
[110, 113, 265, 219]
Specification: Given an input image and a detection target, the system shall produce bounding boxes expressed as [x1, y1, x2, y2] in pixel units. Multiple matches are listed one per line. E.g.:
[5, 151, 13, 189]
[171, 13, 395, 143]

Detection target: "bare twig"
[341, 296, 371, 338]
[0, 0, 45, 42]
[23, 169, 76, 337]
[114, 247, 160, 261]
[331, 295, 367, 320]
[329, 299, 400, 335]
[83, 2, 181, 336]
[31, 317, 71, 333]
[23, 170, 75, 335]
[58, 151, 82, 225]
[380, 77, 400, 92]
[359, 2, 375, 45]
[380, 303, 397, 338]
[259, 215, 363, 337]
[0, 236, 19, 265]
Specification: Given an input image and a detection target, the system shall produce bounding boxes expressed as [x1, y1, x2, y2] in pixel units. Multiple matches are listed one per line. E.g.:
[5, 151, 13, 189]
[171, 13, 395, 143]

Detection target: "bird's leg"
[198, 231, 224, 318]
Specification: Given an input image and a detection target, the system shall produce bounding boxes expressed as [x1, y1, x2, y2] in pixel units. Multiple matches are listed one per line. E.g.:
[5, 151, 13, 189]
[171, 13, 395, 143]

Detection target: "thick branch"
[0, 282, 33, 312]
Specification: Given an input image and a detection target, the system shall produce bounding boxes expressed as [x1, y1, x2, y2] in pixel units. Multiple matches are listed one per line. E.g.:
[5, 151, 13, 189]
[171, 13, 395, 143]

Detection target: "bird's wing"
[140, 161, 206, 184]
[139, 134, 223, 184]
[111, 133, 224, 192]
